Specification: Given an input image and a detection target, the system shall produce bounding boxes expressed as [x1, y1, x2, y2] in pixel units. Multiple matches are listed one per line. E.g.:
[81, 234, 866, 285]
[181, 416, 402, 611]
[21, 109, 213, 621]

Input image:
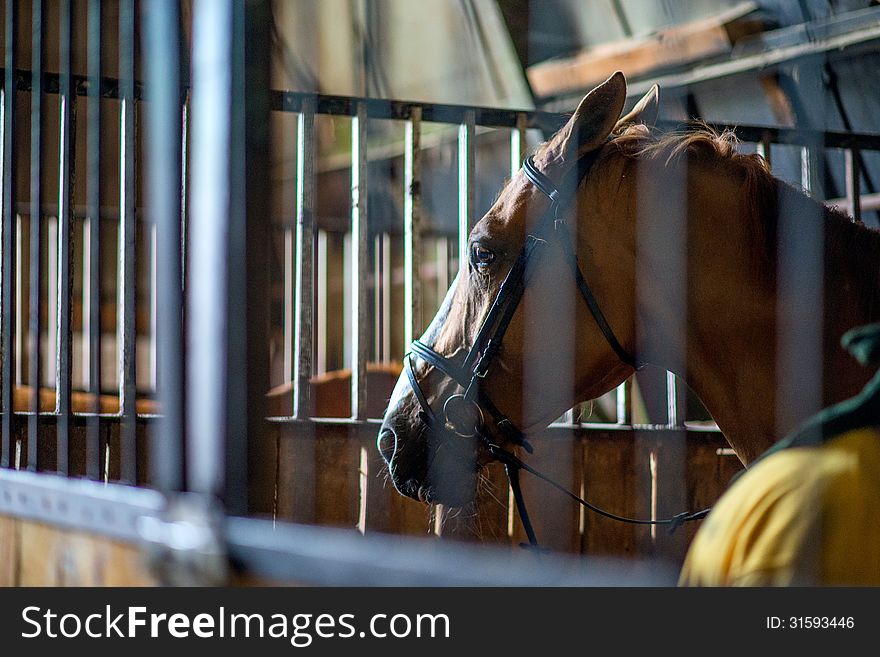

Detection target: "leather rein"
[404, 148, 709, 548]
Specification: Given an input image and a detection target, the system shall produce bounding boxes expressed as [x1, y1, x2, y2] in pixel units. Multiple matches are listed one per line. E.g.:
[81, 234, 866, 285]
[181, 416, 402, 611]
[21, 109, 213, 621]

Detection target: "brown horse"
[378, 71, 880, 513]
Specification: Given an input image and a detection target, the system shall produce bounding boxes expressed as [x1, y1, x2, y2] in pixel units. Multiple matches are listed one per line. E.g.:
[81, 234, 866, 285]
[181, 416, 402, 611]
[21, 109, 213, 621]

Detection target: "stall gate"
[1, 0, 879, 585]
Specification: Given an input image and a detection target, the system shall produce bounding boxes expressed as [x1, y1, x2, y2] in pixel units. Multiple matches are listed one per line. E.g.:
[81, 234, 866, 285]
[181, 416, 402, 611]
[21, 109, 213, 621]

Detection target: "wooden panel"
[0, 514, 17, 586]
[101, 541, 156, 586]
[275, 424, 317, 523]
[58, 531, 105, 586]
[18, 520, 63, 585]
[635, 430, 689, 564]
[509, 430, 582, 553]
[360, 430, 431, 537]
[313, 425, 361, 529]
[0, 515, 158, 587]
[684, 434, 744, 546]
[581, 431, 640, 556]
[272, 421, 737, 562]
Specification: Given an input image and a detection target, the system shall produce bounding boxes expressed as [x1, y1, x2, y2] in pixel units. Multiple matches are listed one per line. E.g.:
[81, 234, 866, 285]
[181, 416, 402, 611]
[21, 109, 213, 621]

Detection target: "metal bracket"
[136, 493, 228, 586]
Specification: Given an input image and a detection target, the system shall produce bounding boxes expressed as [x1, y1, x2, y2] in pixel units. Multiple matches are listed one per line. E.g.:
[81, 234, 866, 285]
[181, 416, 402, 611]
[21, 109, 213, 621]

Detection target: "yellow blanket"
[680, 428, 880, 586]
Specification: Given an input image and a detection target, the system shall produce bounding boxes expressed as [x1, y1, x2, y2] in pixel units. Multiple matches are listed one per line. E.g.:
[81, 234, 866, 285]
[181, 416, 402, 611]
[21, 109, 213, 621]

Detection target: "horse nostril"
[377, 427, 396, 462]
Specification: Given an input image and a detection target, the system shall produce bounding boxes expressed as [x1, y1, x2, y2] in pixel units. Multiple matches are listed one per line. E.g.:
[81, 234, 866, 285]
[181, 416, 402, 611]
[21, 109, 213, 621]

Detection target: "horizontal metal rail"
[4, 67, 880, 149]
[0, 467, 676, 585]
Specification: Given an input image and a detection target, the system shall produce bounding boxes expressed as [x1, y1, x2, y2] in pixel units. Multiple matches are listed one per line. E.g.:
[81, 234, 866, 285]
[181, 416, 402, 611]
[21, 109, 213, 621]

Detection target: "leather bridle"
[403, 146, 709, 547]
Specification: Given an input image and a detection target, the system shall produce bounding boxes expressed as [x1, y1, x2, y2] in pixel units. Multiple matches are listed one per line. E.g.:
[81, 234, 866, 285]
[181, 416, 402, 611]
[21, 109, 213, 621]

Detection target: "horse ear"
[548, 71, 627, 168]
[616, 84, 660, 129]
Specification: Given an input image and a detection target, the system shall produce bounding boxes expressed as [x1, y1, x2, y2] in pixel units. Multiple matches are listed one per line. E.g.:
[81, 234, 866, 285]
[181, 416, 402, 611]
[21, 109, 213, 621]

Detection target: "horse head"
[378, 72, 660, 506]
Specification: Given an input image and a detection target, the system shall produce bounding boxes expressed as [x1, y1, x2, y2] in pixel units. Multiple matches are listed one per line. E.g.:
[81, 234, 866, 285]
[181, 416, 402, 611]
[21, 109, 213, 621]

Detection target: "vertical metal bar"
[372, 233, 382, 360]
[118, 0, 137, 483]
[510, 112, 526, 175]
[801, 145, 821, 197]
[81, 219, 91, 388]
[283, 225, 294, 384]
[55, 0, 75, 473]
[282, 109, 299, 384]
[188, 0, 272, 512]
[46, 218, 56, 388]
[403, 106, 422, 347]
[666, 371, 680, 428]
[845, 148, 862, 223]
[180, 98, 189, 287]
[149, 224, 157, 390]
[28, 0, 45, 471]
[86, 0, 103, 480]
[381, 232, 391, 361]
[755, 137, 772, 169]
[776, 140, 824, 437]
[458, 109, 476, 271]
[293, 99, 315, 419]
[616, 381, 628, 424]
[0, 0, 16, 469]
[188, 0, 231, 496]
[144, 0, 184, 491]
[14, 217, 22, 386]
[351, 100, 368, 420]
[316, 229, 327, 376]
[238, 0, 272, 513]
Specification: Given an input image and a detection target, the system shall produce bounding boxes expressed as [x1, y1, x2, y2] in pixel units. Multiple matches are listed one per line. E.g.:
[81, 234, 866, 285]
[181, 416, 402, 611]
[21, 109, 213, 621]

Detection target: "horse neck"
[634, 158, 880, 465]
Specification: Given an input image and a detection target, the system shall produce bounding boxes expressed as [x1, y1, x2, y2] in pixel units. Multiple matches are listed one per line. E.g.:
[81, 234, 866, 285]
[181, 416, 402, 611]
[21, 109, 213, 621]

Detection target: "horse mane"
[608, 123, 880, 310]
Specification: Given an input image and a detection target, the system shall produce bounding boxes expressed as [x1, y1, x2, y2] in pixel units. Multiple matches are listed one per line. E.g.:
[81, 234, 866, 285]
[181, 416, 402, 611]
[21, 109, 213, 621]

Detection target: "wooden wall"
[267, 421, 743, 566]
[0, 514, 158, 586]
[0, 421, 741, 586]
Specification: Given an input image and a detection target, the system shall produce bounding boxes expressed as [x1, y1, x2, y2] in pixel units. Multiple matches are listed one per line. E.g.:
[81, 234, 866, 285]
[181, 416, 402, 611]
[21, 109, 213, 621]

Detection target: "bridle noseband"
[403, 148, 709, 548]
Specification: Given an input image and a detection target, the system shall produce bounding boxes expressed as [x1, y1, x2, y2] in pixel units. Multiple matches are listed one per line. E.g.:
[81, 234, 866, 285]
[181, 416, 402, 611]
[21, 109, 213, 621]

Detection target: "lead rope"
[487, 442, 711, 548]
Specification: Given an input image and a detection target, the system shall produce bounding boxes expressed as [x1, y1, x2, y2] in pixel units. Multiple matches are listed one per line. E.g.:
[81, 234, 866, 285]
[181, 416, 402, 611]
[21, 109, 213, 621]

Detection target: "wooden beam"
[528, 1, 759, 98]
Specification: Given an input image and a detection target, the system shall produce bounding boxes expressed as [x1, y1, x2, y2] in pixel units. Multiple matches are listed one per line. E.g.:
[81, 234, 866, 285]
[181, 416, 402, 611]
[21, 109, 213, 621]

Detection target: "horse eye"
[471, 245, 495, 269]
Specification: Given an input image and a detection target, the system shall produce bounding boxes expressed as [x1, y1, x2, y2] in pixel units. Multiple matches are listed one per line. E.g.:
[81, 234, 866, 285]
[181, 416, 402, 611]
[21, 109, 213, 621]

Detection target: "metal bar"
[226, 515, 675, 586]
[458, 109, 476, 271]
[149, 224, 157, 389]
[238, 0, 272, 514]
[46, 218, 56, 388]
[283, 226, 294, 384]
[0, 461, 672, 586]
[0, 0, 16, 469]
[280, 98, 297, 387]
[189, 0, 272, 512]
[316, 229, 327, 375]
[180, 98, 189, 288]
[666, 371, 683, 429]
[144, 0, 184, 492]
[618, 7, 880, 99]
[0, 467, 165, 543]
[351, 100, 368, 420]
[118, 0, 137, 484]
[85, 0, 103, 480]
[755, 136, 772, 170]
[293, 98, 315, 419]
[3, 70, 880, 150]
[801, 145, 822, 197]
[188, 0, 232, 497]
[616, 382, 629, 425]
[510, 112, 526, 174]
[403, 106, 422, 347]
[380, 232, 391, 361]
[27, 0, 45, 471]
[14, 216, 22, 386]
[55, 0, 74, 475]
[845, 148, 862, 223]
